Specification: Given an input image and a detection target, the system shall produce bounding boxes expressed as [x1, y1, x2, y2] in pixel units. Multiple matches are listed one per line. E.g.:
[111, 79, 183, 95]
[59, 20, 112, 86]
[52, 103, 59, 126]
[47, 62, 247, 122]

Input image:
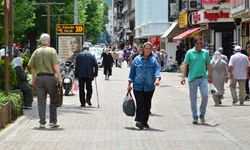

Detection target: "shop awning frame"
[161, 22, 178, 38]
[173, 27, 202, 41]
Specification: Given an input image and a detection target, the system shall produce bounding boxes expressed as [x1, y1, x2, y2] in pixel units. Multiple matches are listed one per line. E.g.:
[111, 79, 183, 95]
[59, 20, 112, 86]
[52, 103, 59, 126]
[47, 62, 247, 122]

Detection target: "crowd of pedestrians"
[6, 32, 250, 130]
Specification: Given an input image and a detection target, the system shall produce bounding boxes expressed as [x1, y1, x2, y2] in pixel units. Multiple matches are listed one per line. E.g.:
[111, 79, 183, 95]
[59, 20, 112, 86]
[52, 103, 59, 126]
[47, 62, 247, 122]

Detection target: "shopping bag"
[55, 82, 63, 107]
[122, 92, 135, 116]
[73, 80, 78, 91]
[208, 83, 218, 94]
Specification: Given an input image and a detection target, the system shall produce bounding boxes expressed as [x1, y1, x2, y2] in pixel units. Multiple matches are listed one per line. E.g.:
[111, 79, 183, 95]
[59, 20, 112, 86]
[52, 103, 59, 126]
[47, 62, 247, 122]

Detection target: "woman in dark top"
[102, 48, 114, 80]
[12, 56, 33, 109]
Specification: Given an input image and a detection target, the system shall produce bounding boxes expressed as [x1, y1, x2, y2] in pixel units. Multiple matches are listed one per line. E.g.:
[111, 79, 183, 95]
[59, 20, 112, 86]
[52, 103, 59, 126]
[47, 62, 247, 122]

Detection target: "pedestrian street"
[0, 64, 250, 150]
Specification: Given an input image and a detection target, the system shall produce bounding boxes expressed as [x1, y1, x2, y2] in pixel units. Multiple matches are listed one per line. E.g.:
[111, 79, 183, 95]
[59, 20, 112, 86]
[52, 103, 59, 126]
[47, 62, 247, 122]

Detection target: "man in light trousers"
[181, 36, 212, 124]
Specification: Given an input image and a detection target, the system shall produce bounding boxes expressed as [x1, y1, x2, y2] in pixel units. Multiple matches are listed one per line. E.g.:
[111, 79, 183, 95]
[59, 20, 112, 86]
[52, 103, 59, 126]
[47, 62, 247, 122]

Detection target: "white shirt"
[228, 52, 249, 80]
[118, 50, 124, 58]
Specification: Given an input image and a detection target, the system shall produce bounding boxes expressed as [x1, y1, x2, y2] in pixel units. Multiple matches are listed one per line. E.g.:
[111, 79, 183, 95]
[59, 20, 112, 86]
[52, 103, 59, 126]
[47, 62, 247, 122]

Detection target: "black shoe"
[86, 101, 92, 106]
[142, 123, 149, 128]
[135, 122, 144, 129]
[80, 104, 85, 107]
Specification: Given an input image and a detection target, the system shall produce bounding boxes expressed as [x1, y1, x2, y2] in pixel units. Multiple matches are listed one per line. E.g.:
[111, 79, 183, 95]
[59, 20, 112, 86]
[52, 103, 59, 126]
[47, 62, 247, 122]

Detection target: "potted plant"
[0, 93, 12, 128]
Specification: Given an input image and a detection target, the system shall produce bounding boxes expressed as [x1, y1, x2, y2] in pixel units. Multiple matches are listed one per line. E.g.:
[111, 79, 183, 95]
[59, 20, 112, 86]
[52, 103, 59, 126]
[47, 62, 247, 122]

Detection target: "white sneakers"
[39, 123, 59, 128]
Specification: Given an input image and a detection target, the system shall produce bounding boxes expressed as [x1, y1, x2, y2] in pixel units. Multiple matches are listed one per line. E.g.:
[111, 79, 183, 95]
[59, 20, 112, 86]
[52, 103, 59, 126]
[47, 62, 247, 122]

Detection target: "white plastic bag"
[208, 83, 218, 94]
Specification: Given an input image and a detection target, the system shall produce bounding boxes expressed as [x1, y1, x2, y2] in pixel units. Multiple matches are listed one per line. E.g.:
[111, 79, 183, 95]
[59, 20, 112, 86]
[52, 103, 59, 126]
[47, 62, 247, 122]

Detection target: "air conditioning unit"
[170, 3, 178, 17]
[188, 0, 202, 11]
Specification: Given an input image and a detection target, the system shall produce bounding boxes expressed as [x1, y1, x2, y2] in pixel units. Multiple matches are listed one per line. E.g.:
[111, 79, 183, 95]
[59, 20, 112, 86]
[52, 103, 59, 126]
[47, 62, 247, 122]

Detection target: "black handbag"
[55, 82, 63, 107]
[122, 91, 135, 116]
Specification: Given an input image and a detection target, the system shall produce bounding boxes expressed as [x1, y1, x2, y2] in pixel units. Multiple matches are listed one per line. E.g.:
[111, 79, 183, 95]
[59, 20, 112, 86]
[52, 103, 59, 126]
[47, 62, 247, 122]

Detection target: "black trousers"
[134, 90, 154, 125]
[246, 78, 249, 95]
[79, 78, 93, 105]
[17, 82, 33, 107]
[104, 66, 112, 76]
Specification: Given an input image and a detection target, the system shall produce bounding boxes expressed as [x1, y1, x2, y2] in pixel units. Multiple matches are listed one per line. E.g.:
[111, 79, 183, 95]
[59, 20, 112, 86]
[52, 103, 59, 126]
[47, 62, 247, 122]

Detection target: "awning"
[173, 27, 202, 41]
[161, 22, 178, 38]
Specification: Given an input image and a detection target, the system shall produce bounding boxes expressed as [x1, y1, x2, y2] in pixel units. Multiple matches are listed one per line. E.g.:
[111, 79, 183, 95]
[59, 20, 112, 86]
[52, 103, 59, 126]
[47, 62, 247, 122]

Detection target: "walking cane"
[95, 78, 100, 107]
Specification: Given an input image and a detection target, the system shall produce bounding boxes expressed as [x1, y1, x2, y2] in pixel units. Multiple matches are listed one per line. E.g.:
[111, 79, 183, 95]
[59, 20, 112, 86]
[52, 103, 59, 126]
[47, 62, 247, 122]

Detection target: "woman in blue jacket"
[128, 42, 161, 129]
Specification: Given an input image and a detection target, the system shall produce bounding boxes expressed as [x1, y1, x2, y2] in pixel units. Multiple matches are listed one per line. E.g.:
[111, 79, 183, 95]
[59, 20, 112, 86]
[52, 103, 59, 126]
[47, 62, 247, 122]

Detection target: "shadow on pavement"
[194, 123, 220, 127]
[124, 127, 165, 132]
[213, 105, 232, 107]
[33, 127, 65, 131]
[149, 113, 163, 117]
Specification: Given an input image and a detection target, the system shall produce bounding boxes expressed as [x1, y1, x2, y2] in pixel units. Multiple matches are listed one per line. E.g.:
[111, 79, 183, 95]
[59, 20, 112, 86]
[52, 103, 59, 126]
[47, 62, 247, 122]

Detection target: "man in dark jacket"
[75, 48, 98, 107]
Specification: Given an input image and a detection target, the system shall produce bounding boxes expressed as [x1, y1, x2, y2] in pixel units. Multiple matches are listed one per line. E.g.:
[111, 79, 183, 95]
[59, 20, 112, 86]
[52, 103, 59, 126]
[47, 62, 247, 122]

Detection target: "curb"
[0, 115, 28, 144]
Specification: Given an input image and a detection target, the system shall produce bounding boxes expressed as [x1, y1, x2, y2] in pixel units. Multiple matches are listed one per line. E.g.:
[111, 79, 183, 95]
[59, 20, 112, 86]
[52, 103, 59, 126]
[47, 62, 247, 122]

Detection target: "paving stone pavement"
[1, 63, 250, 150]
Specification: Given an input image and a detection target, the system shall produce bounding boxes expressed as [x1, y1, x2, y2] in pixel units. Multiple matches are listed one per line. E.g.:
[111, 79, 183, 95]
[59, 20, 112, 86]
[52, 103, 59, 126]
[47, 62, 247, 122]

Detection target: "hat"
[39, 33, 50, 41]
[217, 47, 223, 52]
[234, 45, 242, 51]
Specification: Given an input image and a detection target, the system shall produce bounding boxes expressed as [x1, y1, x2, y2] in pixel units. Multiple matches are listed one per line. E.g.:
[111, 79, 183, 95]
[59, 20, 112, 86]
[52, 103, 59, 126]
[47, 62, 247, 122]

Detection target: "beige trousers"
[229, 79, 246, 102]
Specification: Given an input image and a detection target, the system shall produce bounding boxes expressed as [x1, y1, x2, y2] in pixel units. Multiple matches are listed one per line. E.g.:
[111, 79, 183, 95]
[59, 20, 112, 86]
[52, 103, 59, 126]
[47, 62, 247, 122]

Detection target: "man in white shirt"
[228, 45, 250, 105]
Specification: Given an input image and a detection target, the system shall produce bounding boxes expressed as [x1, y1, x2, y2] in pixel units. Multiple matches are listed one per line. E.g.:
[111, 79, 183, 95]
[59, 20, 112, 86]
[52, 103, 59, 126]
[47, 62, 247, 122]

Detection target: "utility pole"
[34, 3, 65, 35]
[42, 14, 74, 24]
[4, 0, 13, 95]
[74, 0, 78, 24]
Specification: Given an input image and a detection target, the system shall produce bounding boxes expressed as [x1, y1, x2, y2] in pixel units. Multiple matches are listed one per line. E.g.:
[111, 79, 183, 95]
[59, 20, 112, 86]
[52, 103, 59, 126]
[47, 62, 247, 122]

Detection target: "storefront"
[190, 9, 234, 58]
[230, 0, 250, 49]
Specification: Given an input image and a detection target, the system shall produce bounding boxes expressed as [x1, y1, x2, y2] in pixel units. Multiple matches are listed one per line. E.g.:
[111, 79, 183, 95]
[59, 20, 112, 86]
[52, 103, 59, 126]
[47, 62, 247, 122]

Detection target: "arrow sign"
[56, 24, 84, 34]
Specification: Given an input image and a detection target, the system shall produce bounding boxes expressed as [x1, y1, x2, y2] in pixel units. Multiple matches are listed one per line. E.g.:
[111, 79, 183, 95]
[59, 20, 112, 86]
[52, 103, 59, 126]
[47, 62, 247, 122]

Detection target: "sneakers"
[200, 116, 206, 123]
[135, 122, 144, 129]
[232, 99, 238, 105]
[49, 122, 60, 128]
[39, 124, 45, 128]
[192, 118, 198, 124]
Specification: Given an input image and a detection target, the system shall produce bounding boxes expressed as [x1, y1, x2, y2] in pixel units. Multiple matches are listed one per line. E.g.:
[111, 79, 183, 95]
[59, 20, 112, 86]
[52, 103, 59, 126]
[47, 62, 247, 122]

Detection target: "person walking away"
[125, 47, 131, 67]
[210, 51, 228, 106]
[28, 33, 62, 128]
[118, 49, 124, 68]
[217, 47, 228, 63]
[102, 48, 114, 80]
[75, 47, 98, 107]
[12, 51, 33, 109]
[181, 36, 212, 124]
[128, 42, 161, 129]
[228, 45, 249, 105]
[175, 45, 185, 69]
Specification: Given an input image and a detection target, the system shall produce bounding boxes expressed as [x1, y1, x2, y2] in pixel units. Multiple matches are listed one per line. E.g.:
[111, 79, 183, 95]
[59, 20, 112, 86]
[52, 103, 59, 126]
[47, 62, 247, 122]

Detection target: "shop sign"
[230, 0, 246, 15]
[56, 24, 84, 34]
[178, 11, 188, 28]
[149, 36, 160, 50]
[191, 9, 232, 25]
[202, 0, 230, 4]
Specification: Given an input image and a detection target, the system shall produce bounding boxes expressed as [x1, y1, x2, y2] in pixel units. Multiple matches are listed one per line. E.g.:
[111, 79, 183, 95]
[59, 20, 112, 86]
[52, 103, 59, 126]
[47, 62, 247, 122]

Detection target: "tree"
[79, 0, 109, 43]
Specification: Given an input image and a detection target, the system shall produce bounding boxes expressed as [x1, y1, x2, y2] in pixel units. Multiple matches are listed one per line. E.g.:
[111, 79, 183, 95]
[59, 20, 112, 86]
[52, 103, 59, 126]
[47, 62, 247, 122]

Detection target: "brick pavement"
[0, 64, 250, 150]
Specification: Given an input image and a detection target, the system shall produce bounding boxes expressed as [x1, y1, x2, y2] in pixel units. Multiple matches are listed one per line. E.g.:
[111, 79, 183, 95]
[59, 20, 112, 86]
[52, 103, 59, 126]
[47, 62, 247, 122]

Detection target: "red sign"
[204, 11, 230, 21]
[191, 9, 232, 25]
[202, 0, 230, 4]
[149, 36, 160, 50]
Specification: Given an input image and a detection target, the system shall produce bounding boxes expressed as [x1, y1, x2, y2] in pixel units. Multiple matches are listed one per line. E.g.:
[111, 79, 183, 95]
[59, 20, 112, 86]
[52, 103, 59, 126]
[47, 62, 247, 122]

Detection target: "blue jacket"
[75, 50, 98, 80]
[129, 55, 161, 92]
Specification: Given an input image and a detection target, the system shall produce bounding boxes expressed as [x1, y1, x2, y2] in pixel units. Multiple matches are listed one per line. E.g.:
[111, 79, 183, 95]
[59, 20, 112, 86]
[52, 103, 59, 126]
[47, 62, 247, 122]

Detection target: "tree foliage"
[13, 0, 36, 42]
[79, 0, 109, 43]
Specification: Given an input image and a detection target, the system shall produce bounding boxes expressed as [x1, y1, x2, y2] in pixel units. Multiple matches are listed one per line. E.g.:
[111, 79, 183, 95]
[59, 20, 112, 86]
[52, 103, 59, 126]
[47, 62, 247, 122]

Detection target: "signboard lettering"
[56, 24, 84, 34]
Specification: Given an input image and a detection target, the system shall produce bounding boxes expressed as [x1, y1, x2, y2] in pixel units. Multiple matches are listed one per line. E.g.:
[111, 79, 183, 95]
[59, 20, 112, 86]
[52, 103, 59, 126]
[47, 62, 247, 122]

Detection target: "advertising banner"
[57, 36, 83, 61]
[230, 0, 246, 15]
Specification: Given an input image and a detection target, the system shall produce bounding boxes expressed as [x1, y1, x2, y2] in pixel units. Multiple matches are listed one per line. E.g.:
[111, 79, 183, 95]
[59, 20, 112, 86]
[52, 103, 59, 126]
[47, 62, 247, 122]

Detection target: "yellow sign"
[56, 24, 84, 34]
[178, 11, 188, 28]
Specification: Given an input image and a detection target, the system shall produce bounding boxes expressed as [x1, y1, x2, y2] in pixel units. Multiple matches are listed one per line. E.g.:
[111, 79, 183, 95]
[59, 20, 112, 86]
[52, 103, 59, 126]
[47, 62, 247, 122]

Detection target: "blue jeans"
[188, 78, 208, 119]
